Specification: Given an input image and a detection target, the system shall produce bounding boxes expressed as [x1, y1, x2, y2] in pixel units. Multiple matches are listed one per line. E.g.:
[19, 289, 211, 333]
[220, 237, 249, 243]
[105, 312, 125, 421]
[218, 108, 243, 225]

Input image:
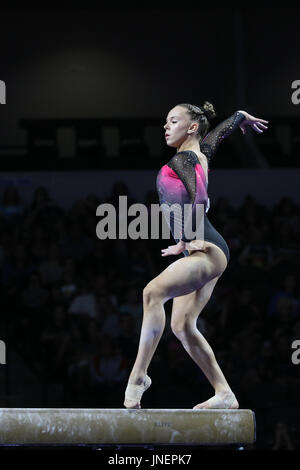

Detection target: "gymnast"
[124, 102, 268, 409]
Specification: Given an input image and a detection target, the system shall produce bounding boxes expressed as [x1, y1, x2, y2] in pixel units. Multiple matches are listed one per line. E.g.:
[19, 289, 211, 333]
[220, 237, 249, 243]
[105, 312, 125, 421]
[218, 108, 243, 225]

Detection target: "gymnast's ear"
[188, 122, 198, 134]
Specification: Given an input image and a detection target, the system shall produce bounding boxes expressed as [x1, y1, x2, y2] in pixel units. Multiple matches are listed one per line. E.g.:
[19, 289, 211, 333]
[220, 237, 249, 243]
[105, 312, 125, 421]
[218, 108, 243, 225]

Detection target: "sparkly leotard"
[156, 111, 246, 262]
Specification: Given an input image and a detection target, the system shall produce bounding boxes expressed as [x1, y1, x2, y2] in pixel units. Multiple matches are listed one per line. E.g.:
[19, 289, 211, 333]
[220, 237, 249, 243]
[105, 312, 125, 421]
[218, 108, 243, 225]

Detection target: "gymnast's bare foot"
[124, 375, 152, 409]
[193, 390, 239, 410]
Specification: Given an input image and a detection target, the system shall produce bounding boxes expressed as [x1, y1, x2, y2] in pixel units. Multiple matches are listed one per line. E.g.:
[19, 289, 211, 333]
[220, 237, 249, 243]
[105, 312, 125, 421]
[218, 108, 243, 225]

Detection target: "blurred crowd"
[0, 181, 300, 449]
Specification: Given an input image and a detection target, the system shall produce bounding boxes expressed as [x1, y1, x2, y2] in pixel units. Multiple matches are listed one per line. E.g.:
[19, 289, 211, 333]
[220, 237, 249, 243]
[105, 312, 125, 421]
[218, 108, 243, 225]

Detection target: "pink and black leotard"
[156, 111, 246, 262]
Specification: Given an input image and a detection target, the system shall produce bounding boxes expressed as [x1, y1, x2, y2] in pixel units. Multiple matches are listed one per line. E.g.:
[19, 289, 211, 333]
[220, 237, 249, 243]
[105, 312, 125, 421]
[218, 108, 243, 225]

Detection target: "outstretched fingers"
[241, 118, 269, 134]
[253, 121, 269, 133]
[256, 120, 268, 128]
[253, 123, 264, 133]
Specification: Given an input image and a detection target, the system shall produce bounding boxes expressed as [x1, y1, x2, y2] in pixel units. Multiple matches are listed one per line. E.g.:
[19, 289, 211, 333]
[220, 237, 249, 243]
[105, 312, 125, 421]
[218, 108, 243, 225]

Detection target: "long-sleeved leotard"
[156, 111, 246, 260]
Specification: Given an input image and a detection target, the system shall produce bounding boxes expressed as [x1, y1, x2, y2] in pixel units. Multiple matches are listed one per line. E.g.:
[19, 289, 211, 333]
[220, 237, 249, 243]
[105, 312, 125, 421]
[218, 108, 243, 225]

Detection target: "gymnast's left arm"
[200, 110, 268, 161]
[237, 110, 269, 135]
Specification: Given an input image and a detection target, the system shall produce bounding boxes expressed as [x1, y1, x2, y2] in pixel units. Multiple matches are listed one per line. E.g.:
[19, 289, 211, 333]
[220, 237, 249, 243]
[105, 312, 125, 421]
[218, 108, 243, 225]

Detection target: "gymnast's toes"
[193, 391, 239, 410]
[123, 399, 141, 409]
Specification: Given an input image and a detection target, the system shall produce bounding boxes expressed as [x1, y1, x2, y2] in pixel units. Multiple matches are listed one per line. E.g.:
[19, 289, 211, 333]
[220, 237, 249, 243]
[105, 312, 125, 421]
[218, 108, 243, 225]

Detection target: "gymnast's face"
[164, 106, 198, 148]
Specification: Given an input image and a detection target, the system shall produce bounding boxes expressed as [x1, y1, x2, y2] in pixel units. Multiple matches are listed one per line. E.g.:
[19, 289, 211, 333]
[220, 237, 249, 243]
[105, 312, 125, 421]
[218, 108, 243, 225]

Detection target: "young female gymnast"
[124, 102, 268, 409]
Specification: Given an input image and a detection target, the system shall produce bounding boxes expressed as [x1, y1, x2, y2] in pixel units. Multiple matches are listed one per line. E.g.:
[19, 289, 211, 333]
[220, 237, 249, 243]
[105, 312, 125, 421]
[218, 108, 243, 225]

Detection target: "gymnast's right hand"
[161, 241, 186, 256]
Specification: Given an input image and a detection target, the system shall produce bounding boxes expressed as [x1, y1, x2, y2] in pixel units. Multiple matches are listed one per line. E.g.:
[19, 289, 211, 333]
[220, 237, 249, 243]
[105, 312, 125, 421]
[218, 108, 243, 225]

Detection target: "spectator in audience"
[165, 337, 198, 385]
[127, 239, 154, 283]
[37, 242, 63, 286]
[65, 318, 102, 391]
[0, 185, 24, 222]
[237, 194, 269, 228]
[119, 286, 143, 334]
[105, 180, 137, 208]
[39, 303, 71, 379]
[52, 217, 68, 245]
[272, 332, 295, 386]
[0, 242, 36, 292]
[83, 239, 109, 273]
[28, 226, 49, 263]
[21, 272, 49, 312]
[93, 273, 108, 297]
[97, 294, 121, 338]
[61, 256, 77, 281]
[59, 270, 78, 301]
[238, 225, 273, 269]
[273, 197, 300, 247]
[88, 335, 128, 386]
[268, 273, 299, 317]
[211, 196, 235, 227]
[68, 278, 97, 319]
[221, 286, 259, 337]
[59, 221, 94, 260]
[24, 185, 65, 231]
[19, 271, 50, 337]
[27, 186, 57, 213]
[116, 312, 138, 362]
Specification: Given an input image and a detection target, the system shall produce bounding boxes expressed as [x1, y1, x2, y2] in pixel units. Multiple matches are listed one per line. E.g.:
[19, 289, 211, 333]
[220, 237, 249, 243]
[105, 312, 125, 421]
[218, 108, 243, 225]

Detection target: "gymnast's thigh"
[144, 250, 219, 303]
[170, 275, 220, 330]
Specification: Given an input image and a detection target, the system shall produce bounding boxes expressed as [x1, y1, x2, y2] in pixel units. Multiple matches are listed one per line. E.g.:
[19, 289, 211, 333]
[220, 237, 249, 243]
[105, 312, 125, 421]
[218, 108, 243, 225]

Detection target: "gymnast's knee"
[171, 318, 197, 341]
[143, 282, 163, 307]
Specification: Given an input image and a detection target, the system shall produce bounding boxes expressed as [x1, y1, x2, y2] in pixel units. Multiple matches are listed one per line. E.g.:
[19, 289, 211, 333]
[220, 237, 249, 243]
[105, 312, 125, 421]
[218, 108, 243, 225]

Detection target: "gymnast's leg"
[171, 272, 239, 409]
[124, 247, 225, 409]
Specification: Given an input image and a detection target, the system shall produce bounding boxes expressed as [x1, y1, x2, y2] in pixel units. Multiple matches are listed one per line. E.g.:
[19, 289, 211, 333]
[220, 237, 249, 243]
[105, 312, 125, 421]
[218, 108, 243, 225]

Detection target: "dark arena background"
[0, 3, 300, 460]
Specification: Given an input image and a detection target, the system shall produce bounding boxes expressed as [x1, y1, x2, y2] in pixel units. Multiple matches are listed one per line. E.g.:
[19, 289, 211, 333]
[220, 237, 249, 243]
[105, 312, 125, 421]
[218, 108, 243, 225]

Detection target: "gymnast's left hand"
[238, 110, 269, 135]
[161, 241, 186, 256]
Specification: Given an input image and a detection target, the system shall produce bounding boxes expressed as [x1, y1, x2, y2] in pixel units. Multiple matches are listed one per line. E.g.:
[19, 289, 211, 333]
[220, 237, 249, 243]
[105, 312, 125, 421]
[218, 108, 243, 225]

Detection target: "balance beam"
[0, 408, 255, 446]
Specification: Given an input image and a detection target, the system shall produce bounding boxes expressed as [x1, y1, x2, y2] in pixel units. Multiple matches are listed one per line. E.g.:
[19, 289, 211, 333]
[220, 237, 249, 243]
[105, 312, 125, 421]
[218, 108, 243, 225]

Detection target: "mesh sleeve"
[200, 111, 246, 161]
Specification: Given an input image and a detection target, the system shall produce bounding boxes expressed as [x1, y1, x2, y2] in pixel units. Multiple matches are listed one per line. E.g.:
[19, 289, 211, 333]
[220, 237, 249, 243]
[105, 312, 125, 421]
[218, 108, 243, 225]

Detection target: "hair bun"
[201, 101, 216, 122]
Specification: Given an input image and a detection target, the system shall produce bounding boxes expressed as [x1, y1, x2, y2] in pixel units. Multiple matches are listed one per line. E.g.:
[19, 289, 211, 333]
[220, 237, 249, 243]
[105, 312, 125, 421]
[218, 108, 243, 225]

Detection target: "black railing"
[0, 116, 298, 169]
